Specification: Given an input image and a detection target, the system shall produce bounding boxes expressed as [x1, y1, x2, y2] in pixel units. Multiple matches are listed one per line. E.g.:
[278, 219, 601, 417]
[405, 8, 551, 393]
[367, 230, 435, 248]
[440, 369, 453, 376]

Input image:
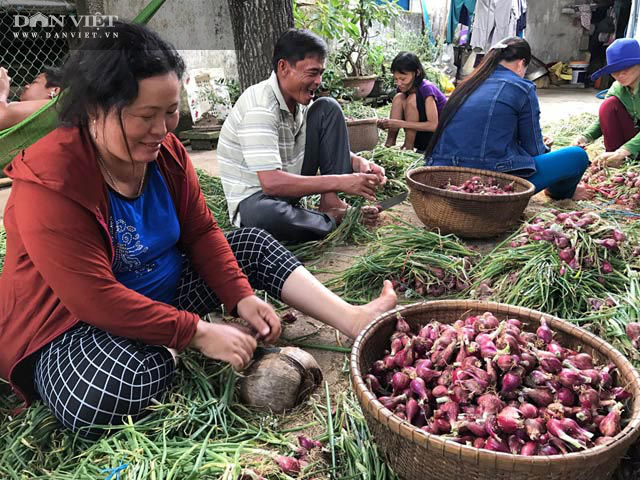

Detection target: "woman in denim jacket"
[425, 37, 591, 200]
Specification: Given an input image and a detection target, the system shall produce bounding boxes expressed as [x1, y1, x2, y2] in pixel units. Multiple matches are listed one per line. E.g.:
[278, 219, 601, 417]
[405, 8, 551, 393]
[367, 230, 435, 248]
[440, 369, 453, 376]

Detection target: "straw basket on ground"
[346, 118, 379, 153]
[406, 166, 535, 238]
[351, 300, 640, 480]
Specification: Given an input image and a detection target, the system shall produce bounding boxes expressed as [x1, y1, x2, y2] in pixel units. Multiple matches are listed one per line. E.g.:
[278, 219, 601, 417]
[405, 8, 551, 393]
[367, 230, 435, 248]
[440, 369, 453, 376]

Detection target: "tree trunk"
[228, 0, 294, 91]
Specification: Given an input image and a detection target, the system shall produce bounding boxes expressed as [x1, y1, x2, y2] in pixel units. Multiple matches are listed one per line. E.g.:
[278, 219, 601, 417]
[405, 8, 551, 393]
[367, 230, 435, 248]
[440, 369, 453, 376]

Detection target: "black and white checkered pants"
[33, 228, 301, 440]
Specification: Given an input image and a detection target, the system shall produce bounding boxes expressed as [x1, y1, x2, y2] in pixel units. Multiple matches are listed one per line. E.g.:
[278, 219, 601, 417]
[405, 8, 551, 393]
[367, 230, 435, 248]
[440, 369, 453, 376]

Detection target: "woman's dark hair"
[390, 52, 425, 88]
[272, 28, 327, 72]
[42, 66, 62, 88]
[58, 20, 185, 128]
[424, 37, 531, 157]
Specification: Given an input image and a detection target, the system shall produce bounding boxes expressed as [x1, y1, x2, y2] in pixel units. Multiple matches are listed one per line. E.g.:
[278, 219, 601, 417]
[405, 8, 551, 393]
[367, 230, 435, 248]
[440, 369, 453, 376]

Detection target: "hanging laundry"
[447, 0, 478, 43]
[471, 0, 516, 51]
[577, 4, 592, 30]
[459, 6, 471, 26]
[515, 0, 527, 36]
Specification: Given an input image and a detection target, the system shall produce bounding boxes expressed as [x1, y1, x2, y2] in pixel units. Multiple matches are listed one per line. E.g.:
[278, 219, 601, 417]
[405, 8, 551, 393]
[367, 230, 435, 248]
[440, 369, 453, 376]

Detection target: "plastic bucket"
[571, 63, 589, 84]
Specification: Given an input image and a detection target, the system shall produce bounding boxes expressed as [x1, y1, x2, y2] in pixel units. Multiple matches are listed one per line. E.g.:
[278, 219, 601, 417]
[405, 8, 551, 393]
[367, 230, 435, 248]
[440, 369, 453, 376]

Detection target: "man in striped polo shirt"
[218, 29, 386, 242]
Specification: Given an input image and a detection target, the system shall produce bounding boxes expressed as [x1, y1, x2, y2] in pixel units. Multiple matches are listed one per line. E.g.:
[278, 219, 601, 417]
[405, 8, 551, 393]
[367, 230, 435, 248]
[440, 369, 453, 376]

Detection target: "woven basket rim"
[406, 166, 536, 203]
[350, 300, 640, 469]
[345, 118, 378, 126]
[343, 74, 378, 80]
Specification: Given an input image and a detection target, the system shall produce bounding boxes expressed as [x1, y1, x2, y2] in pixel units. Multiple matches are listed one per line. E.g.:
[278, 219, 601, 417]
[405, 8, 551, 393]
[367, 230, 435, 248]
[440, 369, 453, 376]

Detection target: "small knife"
[376, 191, 408, 211]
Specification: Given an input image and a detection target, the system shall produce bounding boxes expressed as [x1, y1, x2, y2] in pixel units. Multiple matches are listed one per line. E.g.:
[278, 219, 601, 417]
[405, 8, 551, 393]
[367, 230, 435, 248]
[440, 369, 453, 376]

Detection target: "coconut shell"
[238, 347, 323, 412]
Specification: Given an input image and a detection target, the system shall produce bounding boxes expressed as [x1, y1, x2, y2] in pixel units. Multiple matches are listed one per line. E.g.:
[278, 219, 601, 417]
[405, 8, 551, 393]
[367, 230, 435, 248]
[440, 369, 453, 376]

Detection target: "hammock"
[0, 0, 167, 170]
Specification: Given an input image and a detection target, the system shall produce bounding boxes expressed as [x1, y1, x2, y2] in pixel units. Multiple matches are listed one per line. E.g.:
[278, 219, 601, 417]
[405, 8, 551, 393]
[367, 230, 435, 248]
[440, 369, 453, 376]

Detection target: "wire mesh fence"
[0, 1, 74, 100]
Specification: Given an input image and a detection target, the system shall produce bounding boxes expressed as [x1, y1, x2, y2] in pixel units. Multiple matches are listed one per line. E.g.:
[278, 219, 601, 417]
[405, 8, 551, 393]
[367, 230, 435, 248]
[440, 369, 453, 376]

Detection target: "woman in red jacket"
[0, 21, 396, 440]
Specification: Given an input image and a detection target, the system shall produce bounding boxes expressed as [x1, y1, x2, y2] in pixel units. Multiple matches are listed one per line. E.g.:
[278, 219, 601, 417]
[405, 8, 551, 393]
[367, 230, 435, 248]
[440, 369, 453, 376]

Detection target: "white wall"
[79, 0, 239, 122]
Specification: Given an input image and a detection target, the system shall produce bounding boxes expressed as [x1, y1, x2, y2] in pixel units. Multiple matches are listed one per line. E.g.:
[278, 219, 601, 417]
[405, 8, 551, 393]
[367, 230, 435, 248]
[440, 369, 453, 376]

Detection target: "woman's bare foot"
[571, 184, 594, 201]
[347, 280, 397, 338]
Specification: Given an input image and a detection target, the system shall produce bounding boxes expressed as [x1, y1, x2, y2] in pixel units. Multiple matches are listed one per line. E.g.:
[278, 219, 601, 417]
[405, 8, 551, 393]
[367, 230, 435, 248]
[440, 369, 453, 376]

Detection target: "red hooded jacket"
[0, 127, 254, 403]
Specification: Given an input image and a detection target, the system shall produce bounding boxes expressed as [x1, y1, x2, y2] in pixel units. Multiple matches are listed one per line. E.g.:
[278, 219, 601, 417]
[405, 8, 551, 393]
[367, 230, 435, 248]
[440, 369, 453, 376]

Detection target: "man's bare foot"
[571, 184, 594, 201]
[319, 193, 348, 211]
[347, 280, 397, 338]
[319, 193, 349, 223]
[323, 206, 348, 224]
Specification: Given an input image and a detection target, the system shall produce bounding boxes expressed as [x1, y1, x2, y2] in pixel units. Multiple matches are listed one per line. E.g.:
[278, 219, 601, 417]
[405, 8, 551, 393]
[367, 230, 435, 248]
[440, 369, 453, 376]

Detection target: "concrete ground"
[0, 86, 601, 221]
[537, 86, 602, 125]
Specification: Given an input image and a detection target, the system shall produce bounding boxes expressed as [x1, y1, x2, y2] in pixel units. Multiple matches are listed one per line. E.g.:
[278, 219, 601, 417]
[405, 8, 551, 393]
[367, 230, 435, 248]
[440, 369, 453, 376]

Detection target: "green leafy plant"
[297, 0, 401, 78]
[341, 101, 377, 120]
[222, 78, 242, 106]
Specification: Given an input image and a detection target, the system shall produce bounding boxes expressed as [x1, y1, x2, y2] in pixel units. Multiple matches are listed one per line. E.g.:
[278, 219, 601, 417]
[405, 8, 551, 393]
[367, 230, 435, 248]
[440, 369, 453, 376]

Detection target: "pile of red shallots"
[509, 210, 639, 273]
[626, 323, 640, 350]
[440, 176, 515, 195]
[365, 312, 632, 455]
[582, 164, 640, 208]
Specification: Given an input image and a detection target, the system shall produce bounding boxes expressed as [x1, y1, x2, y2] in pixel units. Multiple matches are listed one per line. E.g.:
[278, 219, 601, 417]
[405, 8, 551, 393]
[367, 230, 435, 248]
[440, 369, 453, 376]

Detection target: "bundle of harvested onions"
[473, 210, 636, 318]
[327, 223, 476, 303]
[440, 176, 515, 195]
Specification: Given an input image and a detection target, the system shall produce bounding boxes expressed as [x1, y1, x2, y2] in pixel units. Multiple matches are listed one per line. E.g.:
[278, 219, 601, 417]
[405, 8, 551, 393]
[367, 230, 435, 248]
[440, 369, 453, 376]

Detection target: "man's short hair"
[272, 28, 327, 72]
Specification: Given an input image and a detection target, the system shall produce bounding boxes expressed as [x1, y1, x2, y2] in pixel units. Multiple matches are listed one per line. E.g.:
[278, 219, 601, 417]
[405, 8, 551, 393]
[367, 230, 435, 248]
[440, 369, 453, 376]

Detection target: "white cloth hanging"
[471, 0, 516, 51]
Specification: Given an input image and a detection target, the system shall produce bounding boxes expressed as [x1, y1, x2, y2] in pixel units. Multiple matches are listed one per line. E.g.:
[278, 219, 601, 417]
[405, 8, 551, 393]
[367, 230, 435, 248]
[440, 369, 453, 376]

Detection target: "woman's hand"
[236, 295, 281, 344]
[543, 136, 554, 148]
[572, 135, 589, 148]
[595, 148, 631, 168]
[377, 118, 401, 130]
[189, 320, 257, 370]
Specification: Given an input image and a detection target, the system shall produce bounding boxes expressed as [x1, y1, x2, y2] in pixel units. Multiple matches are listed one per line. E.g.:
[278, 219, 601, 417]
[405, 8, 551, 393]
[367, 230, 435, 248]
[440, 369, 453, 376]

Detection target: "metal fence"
[0, 1, 74, 100]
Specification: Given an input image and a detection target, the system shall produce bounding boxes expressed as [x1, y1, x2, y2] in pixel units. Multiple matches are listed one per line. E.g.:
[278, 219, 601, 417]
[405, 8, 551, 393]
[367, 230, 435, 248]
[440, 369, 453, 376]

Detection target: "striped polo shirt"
[218, 72, 308, 226]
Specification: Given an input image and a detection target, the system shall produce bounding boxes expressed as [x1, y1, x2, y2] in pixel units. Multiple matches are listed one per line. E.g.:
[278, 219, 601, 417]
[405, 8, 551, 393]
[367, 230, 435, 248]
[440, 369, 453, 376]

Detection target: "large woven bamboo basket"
[346, 118, 379, 153]
[351, 300, 640, 480]
[406, 166, 535, 238]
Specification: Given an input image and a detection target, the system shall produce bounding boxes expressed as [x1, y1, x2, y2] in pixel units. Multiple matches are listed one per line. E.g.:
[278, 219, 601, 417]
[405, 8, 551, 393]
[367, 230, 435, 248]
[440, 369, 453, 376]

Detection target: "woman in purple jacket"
[377, 52, 447, 152]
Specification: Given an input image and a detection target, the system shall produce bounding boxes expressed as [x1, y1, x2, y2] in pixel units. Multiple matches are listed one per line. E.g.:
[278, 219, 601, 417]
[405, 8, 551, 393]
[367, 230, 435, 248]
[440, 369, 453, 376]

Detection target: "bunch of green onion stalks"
[570, 273, 640, 369]
[196, 169, 234, 232]
[365, 313, 632, 456]
[473, 210, 635, 318]
[360, 146, 423, 198]
[326, 223, 476, 303]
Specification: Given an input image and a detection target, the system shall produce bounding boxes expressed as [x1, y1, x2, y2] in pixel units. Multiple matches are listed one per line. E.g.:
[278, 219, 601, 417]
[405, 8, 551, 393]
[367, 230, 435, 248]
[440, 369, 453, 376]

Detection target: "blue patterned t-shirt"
[108, 161, 182, 304]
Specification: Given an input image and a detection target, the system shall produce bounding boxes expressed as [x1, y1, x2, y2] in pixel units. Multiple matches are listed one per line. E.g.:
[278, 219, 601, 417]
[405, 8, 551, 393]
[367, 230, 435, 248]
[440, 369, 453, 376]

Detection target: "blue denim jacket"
[425, 65, 547, 177]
